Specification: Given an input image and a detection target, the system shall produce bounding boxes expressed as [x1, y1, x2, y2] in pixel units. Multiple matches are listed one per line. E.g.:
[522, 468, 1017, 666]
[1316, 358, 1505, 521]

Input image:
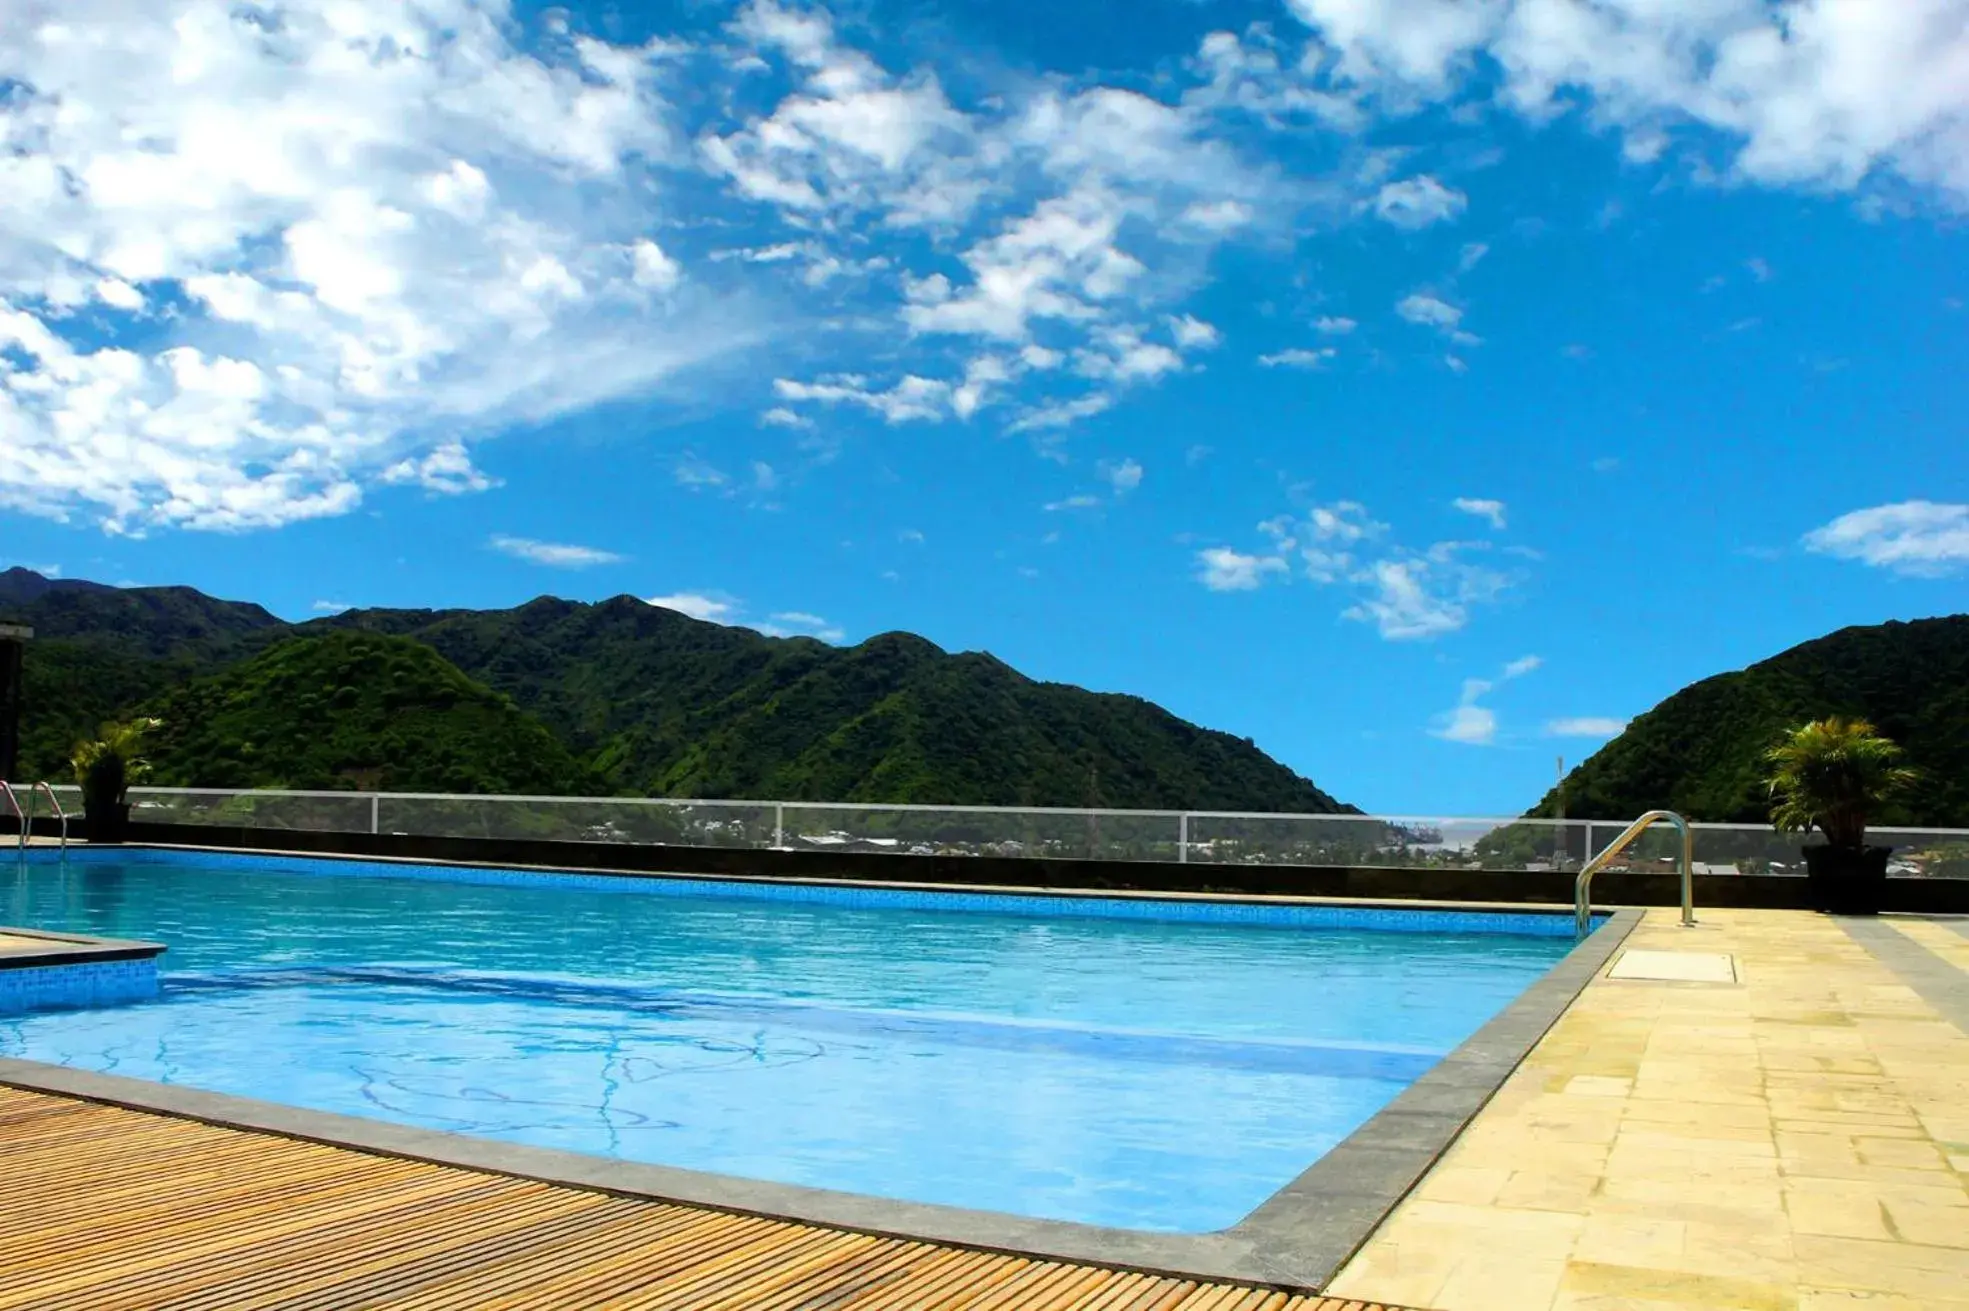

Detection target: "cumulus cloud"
[756, 610, 847, 643]
[1432, 678, 1499, 745]
[1453, 497, 1507, 529]
[1283, 0, 1969, 205]
[1547, 716, 1629, 739]
[1314, 316, 1358, 335]
[488, 535, 626, 568]
[1397, 293, 1464, 330]
[1200, 500, 1517, 639]
[1258, 347, 1339, 369]
[1802, 501, 1969, 577]
[1197, 546, 1290, 591]
[1432, 654, 1541, 745]
[1372, 174, 1467, 228]
[1099, 457, 1145, 494]
[0, 0, 758, 534]
[645, 592, 735, 621]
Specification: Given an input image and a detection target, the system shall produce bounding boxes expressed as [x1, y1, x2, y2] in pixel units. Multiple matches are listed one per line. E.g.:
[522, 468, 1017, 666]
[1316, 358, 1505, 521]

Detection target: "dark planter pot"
[1802, 844, 1891, 915]
[85, 801, 132, 845]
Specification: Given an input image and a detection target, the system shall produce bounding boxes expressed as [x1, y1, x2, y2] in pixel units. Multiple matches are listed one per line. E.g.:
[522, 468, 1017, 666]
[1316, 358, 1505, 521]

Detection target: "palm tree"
[72, 718, 162, 844]
[1766, 717, 1918, 913]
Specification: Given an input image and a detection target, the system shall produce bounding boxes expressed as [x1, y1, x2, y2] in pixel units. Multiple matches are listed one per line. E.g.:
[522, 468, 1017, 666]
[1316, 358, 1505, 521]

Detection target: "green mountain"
[1534, 616, 1969, 827]
[1, 572, 1351, 811]
[142, 631, 590, 794]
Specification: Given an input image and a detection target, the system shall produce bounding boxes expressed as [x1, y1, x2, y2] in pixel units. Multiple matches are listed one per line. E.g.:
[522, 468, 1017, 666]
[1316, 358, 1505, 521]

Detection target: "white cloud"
[757, 610, 846, 643]
[1802, 501, 1969, 577]
[311, 600, 350, 614]
[1458, 241, 1489, 272]
[1547, 716, 1628, 739]
[773, 374, 950, 424]
[1503, 654, 1543, 679]
[488, 535, 626, 568]
[1314, 316, 1358, 335]
[631, 240, 683, 292]
[1258, 347, 1339, 369]
[1397, 293, 1464, 330]
[1007, 392, 1114, 434]
[1372, 174, 1467, 228]
[1452, 496, 1507, 529]
[381, 443, 499, 497]
[0, 1, 754, 534]
[1432, 679, 1499, 746]
[645, 592, 735, 621]
[1283, 0, 1969, 205]
[674, 455, 730, 489]
[1196, 546, 1289, 591]
[1099, 457, 1145, 494]
[1044, 493, 1103, 512]
[1346, 558, 1470, 639]
[1168, 314, 1221, 350]
[1205, 502, 1509, 639]
[760, 407, 813, 429]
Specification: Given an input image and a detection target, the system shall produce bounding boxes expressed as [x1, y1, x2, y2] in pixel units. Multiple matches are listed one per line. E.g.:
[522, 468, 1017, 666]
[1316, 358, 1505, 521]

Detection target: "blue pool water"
[0, 851, 1582, 1232]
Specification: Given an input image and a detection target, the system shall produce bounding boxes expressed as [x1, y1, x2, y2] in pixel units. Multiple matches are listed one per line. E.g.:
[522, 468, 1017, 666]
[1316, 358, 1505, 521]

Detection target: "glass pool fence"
[15, 786, 1967, 879]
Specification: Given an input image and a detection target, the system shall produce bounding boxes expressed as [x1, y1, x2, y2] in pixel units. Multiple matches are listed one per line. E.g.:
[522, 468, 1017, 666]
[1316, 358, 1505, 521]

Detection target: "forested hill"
[1, 571, 1352, 812]
[1532, 616, 1969, 827]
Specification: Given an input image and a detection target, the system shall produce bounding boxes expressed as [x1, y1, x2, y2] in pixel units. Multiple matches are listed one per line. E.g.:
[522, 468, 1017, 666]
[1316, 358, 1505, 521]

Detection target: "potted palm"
[1766, 717, 1918, 915]
[72, 718, 161, 845]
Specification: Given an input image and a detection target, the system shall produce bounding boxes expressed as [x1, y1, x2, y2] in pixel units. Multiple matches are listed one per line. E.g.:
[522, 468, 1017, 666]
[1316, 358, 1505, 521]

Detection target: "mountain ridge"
[1, 570, 1354, 812]
[1534, 614, 1969, 827]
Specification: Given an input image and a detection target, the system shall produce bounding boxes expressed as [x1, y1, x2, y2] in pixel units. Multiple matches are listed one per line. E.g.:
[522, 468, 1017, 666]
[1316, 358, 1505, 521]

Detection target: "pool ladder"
[1574, 809, 1695, 940]
[4, 780, 69, 860]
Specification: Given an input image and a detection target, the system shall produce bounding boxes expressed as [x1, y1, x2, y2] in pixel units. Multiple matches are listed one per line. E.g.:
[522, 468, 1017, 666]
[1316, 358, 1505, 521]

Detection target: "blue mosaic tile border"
[28, 846, 1601, 939]
[0, 957, 159, 1016]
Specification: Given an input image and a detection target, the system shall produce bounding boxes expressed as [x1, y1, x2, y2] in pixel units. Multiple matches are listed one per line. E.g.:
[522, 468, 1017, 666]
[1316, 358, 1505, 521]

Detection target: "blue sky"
[1, 0, 1964, 814]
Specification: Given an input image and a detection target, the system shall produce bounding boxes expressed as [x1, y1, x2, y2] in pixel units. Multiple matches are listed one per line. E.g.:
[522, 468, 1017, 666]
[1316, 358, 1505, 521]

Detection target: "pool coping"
[0, 860, 1640, 1291]
[0, 925, 167, 970]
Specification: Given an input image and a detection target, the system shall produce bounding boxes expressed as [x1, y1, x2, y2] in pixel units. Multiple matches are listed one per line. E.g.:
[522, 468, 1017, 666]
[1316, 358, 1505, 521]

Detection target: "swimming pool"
[1, 849, 1590, 1233]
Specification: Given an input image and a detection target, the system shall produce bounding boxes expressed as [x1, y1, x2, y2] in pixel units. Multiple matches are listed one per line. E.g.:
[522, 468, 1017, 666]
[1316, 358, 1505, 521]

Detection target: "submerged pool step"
[166, 964, 1449, 1081]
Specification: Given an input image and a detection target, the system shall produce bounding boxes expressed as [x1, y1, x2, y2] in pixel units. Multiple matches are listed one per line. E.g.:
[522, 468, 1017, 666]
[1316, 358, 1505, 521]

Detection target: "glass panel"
[777, 806, 1180, 861]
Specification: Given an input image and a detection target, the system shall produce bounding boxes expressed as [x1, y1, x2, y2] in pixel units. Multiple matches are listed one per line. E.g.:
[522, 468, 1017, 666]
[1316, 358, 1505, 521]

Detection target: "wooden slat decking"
[0, 1087, 1407, 1310]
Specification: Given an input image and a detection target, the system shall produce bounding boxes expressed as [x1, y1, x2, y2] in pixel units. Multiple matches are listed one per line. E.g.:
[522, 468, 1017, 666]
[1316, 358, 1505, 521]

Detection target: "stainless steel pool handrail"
[27, 781, 67, 854]
[1, 780, 23, 859]
[1575, 809, 1695, 940]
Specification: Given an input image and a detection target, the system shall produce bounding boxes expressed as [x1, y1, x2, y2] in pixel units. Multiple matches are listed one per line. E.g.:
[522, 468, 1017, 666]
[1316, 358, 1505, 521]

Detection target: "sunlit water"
[0, 854, 1573, 1231]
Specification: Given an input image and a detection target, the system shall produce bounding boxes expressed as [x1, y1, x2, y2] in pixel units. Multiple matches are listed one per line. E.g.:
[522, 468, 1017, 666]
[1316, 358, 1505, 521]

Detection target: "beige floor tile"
[1416, 1164, 1515, 1206]
[1553, 1260, 1796, 1310]
[1494, 1170, 1604, 1213]
[1784, 1187, 1895, 1240]
[1855, 1136, 1951, 1170]
[1329, 909, 1969, 1310]
[1799, 1290, 1969, 1311]
[1566, 1075, 1634, 1098]
[1431, 1254, 1570, 1311]
[1321, 1241, 1457, 1309]
[1569, 1214, 1687, 1268]
[1794, 1233, 1969, 1301]
[1880, 1197, 1969, 1248]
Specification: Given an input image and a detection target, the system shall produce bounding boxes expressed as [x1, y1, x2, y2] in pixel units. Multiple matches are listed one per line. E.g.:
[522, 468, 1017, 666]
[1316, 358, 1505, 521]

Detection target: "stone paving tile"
[1886, 916, 1969, 970]
[1323, 907, 1969, 1311]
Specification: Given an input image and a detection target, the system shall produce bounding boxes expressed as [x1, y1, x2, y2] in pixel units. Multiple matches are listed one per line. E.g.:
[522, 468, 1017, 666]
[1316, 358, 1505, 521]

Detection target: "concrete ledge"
[80, 820, 1969, 912]
[0, 907, 1641, 1291]
[0, 926, 165, 970]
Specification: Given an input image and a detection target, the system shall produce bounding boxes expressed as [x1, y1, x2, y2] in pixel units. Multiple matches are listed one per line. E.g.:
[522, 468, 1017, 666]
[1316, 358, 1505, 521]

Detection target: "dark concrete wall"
[41, 819, 1960, 914]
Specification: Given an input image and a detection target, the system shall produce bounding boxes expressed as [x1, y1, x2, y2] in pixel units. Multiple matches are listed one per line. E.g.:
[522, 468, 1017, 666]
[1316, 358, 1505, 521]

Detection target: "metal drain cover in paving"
[1608, 950, 1738, 983]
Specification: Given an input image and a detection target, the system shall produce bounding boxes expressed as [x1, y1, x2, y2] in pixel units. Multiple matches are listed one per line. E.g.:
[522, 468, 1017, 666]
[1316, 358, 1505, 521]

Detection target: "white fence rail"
[18, 786, 1960, 879]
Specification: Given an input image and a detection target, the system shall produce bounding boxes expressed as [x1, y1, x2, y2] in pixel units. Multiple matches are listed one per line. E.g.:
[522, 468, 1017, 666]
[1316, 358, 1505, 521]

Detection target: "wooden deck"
[0, 1087, 1408, 1310]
